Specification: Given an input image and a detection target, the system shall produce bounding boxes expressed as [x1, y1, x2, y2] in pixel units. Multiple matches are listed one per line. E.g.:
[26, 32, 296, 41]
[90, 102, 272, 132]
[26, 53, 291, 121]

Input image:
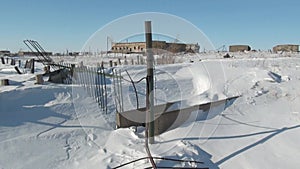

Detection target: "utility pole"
[145, 21, 155, 144]
[106, 36, 109, 56]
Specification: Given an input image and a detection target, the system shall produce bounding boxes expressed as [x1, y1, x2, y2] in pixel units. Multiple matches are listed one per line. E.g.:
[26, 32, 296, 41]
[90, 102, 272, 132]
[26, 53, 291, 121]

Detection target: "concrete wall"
[273, 44, 299, 53]
[229, 45, 251, 52]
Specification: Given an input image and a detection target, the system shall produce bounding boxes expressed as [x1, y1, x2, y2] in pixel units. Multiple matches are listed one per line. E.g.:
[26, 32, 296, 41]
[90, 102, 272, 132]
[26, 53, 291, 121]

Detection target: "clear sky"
[0, 0, 299, 53]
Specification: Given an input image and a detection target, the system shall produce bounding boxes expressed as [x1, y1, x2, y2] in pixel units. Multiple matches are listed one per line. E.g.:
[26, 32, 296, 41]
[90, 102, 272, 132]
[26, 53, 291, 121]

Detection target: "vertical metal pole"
[103, 67, 108, 114]
[119, 70, 124, 113]
[145, 21, 155, 144]
[106, 36, 108, 57]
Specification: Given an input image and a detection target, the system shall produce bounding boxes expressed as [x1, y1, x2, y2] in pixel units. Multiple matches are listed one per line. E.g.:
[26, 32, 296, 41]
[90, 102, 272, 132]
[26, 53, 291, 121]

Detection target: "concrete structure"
[273, 44, 299, 53]
[111, 41, 200, 54]
[229, 45, 251, 52]
[116, 96, 238, 135]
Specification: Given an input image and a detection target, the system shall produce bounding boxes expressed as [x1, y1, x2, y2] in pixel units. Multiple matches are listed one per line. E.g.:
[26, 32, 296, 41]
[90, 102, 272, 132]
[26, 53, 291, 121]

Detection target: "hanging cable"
[111, 156, 204, 169]
[145, 123, 157, 169]
[125, 70, 140, 109]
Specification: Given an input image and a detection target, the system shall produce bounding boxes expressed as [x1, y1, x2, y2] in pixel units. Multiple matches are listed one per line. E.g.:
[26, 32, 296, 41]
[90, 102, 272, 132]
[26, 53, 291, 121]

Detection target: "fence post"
[137, 55, 140, 65]
[103, 67, 108, 114]
[99, 68, 104, 108]
[95, 66, 101, 107]
[109, 60, 113, 67]
[0, 79, 9, 86]
[71, 64, 75, 77]
[1, 57, 4, 64]
[44, 65, 50, 74]
[10, 59, 15, 65]
[35, 74, 44, 84]
[14, 66, 22, 74]
[30, 59, 35, 74]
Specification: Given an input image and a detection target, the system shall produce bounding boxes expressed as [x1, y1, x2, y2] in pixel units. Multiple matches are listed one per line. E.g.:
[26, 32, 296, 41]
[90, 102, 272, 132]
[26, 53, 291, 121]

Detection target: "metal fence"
[1, 57, 126, 115]
[112, 68, 124, 113]
[73, 66, 110, 114]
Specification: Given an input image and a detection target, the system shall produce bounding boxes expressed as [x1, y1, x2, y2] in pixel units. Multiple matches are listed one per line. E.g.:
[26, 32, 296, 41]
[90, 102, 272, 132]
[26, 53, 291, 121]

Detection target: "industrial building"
[18, 51, 53, 56]
[229, 45, 251, 52]
[111, 41, 200, 54]
[273, 44, 299, 53]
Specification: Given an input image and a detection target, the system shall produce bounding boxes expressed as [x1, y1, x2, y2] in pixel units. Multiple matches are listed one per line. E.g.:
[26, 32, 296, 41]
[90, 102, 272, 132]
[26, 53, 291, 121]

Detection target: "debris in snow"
[268, 71, 282, 83]
[223, 53, 231, 58]
[87, 133, 96, 142]
[282, 75, 291, 82]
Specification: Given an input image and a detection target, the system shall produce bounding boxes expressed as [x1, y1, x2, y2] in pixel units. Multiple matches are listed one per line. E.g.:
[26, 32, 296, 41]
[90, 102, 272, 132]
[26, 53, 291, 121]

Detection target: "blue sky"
[0, 0, 299, 53]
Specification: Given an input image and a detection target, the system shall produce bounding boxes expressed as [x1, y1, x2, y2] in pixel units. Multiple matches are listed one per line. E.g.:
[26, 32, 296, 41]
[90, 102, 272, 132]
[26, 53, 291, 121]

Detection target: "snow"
[1, 52, 300, 169]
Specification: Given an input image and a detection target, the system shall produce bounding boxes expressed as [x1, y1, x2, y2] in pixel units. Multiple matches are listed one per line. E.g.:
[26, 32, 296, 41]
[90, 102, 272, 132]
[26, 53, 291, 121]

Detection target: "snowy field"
[1, 52, 300, 169]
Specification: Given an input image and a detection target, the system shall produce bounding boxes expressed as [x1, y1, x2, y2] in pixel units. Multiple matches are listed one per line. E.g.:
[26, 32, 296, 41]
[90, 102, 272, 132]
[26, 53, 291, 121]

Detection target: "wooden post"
[30, 59, 35, 74]
[0, 79, 9, 86]
[44, 65, 50, 74]
[71, 64, 75, 77]
[1, 57, 4, 64]
[109, 60, 113, 67]
[24, 60, 28, 68]
[10, 59, 15, 65]
[35, 74, 44, 84]
[145, 21, 155, 144]
[14, 66, 22, 74]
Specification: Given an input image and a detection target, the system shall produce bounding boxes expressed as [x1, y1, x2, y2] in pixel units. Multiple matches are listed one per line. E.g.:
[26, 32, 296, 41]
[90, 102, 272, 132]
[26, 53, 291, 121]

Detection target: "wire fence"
[73, 66, 110, 114]
[1, 57, 126, 115]
[112, 68, 124, 113]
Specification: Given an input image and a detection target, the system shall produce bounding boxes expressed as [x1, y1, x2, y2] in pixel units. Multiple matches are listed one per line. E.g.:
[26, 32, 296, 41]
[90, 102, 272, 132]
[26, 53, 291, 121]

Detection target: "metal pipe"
[145, 21, 155, 144]
[145, 20, 157, 169]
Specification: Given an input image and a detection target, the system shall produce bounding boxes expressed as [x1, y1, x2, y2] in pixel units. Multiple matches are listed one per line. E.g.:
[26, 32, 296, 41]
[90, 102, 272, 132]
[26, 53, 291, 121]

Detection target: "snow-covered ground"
[1, 52, 300, 169]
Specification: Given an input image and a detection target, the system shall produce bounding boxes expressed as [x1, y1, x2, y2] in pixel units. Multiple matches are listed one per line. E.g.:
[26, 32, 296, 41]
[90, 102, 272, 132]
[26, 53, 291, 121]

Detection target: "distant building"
[68, 52, 80, 56]
[185, 43, 200, 53]
[18, 51, 52, 56]
[229, 45, 251, 52]
[273, 44, 299, 53]
[112, 42, 146, 53]
[111, 41, 200, 54]
[0, 50, 11, 56]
